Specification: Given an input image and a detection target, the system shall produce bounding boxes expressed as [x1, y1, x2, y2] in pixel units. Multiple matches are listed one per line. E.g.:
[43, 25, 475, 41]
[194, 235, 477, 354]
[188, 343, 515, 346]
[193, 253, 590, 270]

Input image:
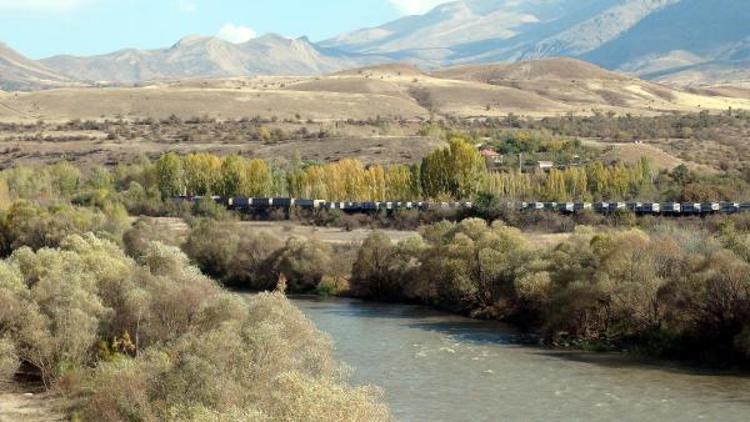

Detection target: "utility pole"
[519, 153, 523, 173]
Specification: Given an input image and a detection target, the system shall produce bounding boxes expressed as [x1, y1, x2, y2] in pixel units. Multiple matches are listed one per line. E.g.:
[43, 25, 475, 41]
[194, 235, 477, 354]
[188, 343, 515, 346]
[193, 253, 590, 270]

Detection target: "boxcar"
[662, 202, 681, 214]
[681, 203, 702, 215]
[272, 198, 294, 207]
[721, 202, 741, 214]
[641, 203, 661, 214]
[252, 198, 273, 207]
[594, 202, 610, 213]
[702, 202, 721, 214]
[543, 202, 558, 212]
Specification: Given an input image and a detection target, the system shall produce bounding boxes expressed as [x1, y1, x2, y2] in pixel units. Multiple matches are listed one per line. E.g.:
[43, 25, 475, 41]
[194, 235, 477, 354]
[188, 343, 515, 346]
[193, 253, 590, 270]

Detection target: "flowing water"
[290, 296, 750, 422]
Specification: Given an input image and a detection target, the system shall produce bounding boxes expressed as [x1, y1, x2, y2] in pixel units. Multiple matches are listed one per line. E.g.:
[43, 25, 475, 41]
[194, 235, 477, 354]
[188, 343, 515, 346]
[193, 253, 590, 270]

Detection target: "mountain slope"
[0, 43, 72, 91]
[582, 0, 750, 75]
[6, 0, 750, 87]
[322, 0, 617, 62]
[326, 0, 750, 85]
[42, 35, 380, 83]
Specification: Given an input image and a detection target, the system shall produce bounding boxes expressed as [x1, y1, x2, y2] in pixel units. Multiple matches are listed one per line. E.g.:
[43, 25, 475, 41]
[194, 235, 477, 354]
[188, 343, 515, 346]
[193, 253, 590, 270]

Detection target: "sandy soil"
[0, 392, 64, 422]
[238, 221, 419, 245]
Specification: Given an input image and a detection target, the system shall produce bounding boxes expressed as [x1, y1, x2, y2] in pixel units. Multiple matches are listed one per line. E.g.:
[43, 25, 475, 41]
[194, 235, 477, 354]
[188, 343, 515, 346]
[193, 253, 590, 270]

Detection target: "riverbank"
[140, 215, 750, 367]
[287, 296, 750, 422]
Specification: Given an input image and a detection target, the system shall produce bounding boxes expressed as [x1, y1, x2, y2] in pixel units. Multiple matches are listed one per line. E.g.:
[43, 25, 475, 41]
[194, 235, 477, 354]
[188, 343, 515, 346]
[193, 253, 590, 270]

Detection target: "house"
[480, 149, 500, 158]
[480, 149, 503, 165]
[538, 161, 554, 171]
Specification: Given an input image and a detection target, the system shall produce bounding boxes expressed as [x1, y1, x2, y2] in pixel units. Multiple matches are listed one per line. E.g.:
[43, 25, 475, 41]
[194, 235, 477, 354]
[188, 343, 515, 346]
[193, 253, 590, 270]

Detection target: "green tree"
[220, 155, 247, 197]
[155, 153, 184, 198]
[245, 159, 273, 197]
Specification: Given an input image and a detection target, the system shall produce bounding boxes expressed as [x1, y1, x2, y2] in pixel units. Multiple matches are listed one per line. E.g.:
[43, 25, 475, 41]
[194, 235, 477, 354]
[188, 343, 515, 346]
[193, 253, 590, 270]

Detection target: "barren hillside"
[1, 58, 749, 124]
[0, 43, 73, 91]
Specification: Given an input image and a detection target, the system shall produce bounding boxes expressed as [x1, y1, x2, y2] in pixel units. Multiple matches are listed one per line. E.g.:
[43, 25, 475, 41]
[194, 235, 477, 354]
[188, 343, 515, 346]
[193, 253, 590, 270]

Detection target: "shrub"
[350, 232, 422, 301]
[0, 337, 20, 386]
[79, 293, 390, 421]
[273, 237, 333, 292]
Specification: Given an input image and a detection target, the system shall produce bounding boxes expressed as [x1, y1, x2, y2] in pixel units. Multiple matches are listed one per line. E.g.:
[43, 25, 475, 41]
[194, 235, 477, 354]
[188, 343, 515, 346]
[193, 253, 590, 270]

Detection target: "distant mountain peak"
[3, 0, 750, 88]
[172, 34, 208, 47]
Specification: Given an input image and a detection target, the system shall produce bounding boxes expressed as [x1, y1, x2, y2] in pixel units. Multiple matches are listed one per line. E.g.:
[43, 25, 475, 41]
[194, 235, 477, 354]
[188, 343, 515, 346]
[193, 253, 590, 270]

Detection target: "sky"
[0, 0, 450, 59]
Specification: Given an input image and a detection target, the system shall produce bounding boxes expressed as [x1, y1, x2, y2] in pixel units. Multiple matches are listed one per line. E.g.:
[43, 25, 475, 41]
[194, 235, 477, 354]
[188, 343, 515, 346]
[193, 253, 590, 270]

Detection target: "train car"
[216, 196, 229, 205]
[702, 202, 721, 214]
[640, 203, 661, 214]
[612, 202, 628, 212]
[272, 198, 295, 208]
[721, 202, 741, 214]
[574, 203, 593, 213]
[294, 199, 316, 209]
[681, 203, 702, 215]
[740, 203, 750, 213]
[594, 202, 610, 214]
[251, 198, 273, 208]
[626, 202, 643, 213]
[543, 202, 558, 212]
[231, 197, 252, 209]
[361, 202, 380, 212]
[191, 195, 222, 205]
[344, 202, 363, 212]
[530, 202, 545, 211]
[560, 203, 575, 214]
[662, 202, 681, 214]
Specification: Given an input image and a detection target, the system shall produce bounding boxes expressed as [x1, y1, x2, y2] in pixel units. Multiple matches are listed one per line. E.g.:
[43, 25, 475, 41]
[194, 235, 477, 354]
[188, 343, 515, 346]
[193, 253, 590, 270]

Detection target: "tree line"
[154, 135, 487, 201]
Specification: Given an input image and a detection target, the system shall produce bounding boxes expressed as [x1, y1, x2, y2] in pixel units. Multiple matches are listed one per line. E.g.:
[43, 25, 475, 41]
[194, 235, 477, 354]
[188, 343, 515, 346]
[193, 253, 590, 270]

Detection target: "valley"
[2, 2, 750, 421]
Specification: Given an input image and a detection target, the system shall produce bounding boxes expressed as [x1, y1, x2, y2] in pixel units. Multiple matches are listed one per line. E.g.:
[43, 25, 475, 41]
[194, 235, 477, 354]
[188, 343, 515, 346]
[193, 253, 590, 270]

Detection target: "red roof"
[480, 149, 500, 157]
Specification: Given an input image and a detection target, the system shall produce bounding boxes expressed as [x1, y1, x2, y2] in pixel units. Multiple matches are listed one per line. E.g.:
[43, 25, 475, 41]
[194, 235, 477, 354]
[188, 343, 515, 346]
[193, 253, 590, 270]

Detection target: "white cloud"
[0, 0, 92, 12]
[216, 23, 256, 44]
[177, 0, 197, 13]
[387, 0, 449, 15]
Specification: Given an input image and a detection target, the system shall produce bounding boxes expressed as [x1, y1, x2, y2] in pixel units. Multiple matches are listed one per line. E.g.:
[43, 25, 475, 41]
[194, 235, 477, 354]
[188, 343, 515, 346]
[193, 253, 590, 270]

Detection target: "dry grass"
[2, 58, 750, 125]
[0, 392, 65, 422]
[580, 139, 719, 173]
[0, 86, 428, 123]
[147, 218, 570, 249]
[237, 221, 419, 245]
[0, 119, 442, 169]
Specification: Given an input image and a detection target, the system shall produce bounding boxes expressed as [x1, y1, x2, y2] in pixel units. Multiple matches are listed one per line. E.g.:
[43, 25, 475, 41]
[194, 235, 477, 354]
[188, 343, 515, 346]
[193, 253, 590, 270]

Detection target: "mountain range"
[2, 0, 750, 90]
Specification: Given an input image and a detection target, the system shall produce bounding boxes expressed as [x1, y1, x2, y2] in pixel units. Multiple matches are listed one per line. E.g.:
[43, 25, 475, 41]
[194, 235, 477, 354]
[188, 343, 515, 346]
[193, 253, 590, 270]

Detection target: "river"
[290, 296, 750, 422]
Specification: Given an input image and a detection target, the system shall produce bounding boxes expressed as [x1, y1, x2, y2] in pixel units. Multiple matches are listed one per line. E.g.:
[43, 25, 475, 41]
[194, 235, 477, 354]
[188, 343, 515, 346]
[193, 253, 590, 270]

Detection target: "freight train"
[177, 196, 750, 216]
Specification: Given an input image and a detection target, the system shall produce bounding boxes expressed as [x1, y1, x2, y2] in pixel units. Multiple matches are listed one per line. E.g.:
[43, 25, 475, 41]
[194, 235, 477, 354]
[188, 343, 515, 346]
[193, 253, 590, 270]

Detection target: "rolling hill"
[2, 58, 749, 124]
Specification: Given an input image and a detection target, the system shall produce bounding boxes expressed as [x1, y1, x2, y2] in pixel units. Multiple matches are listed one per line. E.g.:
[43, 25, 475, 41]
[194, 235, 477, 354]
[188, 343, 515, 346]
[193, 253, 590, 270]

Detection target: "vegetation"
[348, 220, 750, 364]
[3, 118, 750, 376]
[121, 211, 750, 367]
[0, 196, 390, 420]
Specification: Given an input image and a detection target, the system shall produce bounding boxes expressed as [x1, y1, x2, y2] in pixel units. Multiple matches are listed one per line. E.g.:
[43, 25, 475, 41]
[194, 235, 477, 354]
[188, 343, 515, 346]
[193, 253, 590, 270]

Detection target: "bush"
[273, 237, 333, 292]
[0, 231, 390, 419]
[351, 233, 421, 301]
[79, 293, 390, 421]
[0, 337, 20, 386]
